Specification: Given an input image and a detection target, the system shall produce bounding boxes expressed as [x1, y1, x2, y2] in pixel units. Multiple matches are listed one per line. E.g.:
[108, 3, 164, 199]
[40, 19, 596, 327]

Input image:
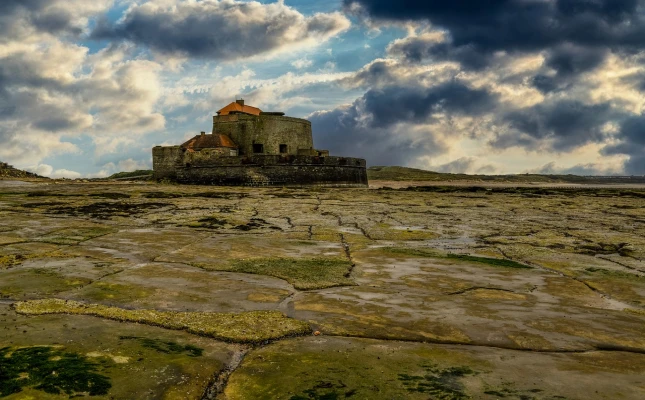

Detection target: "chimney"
[236, 99, 245, 107]
[200, 131, 205, 136]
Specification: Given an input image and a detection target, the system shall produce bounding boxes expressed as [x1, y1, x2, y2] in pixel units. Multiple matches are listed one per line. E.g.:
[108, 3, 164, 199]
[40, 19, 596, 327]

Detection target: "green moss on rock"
[220, 257, 356, 290]
[381, 248, 532, 269]
[14, 299, 311, 344]
[0, 346, 111, 397]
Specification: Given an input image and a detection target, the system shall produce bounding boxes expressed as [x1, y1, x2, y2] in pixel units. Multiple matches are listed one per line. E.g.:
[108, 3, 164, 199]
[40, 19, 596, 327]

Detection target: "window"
[253, 143, 264, 153]
[279, 144, 288, 153]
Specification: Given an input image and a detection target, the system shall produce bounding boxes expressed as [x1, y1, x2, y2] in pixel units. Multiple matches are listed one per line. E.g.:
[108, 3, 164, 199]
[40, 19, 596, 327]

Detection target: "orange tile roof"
[181, 133, 238, 151]
[217, 101, 262, 116]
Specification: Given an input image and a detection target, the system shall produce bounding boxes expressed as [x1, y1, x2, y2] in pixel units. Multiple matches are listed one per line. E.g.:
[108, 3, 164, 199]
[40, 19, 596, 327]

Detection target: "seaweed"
[446, 254, 532, 269]
[51, 202, 170, 219]
[88, 193, 131, 199]
[398, 363, 476, 400]
[223, 257, 355, 290]
[15, 299, 311, 344]
[381, 248, 532, 269]
[118, 336, 203, 357]
[0, 346, 111, 397]
[289, 381, 353, 400]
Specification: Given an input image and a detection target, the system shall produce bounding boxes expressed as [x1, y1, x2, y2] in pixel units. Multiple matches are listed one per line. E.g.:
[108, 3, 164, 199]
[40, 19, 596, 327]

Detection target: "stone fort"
[153, 100, 368, 187]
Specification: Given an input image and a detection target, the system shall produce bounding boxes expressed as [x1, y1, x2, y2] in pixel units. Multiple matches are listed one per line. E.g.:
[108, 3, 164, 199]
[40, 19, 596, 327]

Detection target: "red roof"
[181, 133, 237, 151]
[217, 101, 262, 116]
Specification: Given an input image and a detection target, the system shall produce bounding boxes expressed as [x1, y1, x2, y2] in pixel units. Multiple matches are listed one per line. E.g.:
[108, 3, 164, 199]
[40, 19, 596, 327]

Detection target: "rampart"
[152, 148, 367, 187]
[152, 146, 182, 180]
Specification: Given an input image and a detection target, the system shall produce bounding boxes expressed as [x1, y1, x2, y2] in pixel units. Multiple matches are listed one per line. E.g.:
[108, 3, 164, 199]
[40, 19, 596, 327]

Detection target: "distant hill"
[106, 170, 153, 180]
[0, 162, 45, 179]
[367, 166, 645, 184]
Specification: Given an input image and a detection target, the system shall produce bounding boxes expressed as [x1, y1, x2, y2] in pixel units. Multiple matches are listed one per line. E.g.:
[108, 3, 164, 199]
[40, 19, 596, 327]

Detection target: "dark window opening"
[253, 144, 264, 153]
[279, 144, 288, 153]
[185, 163, 191, 168]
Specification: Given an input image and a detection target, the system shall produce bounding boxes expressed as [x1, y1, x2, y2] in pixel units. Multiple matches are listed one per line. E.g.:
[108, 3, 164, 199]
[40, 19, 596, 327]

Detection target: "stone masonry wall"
[152, 147, 368, 187]
[152, 146, 182, 180]
[176, 158, 367, 187]
[212, 114, 313, 156]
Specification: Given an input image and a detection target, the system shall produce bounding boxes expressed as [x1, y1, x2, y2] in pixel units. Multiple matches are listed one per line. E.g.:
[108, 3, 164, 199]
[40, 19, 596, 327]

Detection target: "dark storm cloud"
[0, 0, 88, 37]
[348, 0, 645, 74]
[310, 81, 498, 165]
[310, 104, 430, 166]
[602, 115, 645, 174]
[92, 1, 350, 60]
[345, 1, 645, 173]
[346, 0, 644, 50]
[364, 82, 497, 127]
[492, 101, 617, 152]
[531, 44, 609, 93]
[388, 39, 492, 70]
[531, 161, 617, 176]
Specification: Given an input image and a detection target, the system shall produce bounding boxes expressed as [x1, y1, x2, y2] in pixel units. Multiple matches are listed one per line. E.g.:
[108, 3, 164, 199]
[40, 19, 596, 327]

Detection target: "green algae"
[482, 386, 568, 399]
[0, 249, 68, 270]
[191, 256, 355, 290]
[51, 202, 169, 219]
[584, 267, 645, 280]
[88, 192, 131, 199]
[0, 254, 24, 269]
[446, 254, 532, 269]
[36, 227, 116, 245]
[118, 336, 203, 357]
[14, 299, 311, 344]
[224, 257, 355, 290]
[142, 191, 184, 198]
[0, 346, 112, 397]
[290, 383, 356, 400]
[381, 248, 532, 269]
[398, 363, 476, 399]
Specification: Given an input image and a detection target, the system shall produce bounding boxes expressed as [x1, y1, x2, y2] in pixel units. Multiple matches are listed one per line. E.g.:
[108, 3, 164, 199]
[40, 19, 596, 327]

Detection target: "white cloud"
[93, 0, 351, 62]
[26, 164, 82, 179]
[292, 58, 314, 70]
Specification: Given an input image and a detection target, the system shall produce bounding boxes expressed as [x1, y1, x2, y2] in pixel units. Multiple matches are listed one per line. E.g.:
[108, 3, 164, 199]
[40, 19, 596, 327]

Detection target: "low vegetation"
[368, 165, 645, 184]
[198, 257, 356, 290]
[14, 299, 311, 343]
[382, 248, 532, 269]
[106, 170, 153, 180]
[0, 346, 111, 397]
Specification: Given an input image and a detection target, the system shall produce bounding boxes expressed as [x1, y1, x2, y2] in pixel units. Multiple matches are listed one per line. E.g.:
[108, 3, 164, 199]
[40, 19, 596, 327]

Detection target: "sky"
[0, 0, 644, 178]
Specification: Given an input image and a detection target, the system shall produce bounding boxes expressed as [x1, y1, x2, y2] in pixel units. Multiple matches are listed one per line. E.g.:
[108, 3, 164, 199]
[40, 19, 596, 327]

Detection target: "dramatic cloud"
[527, 161, 623, 176]
[346, 0, 644, 51]
[93, 0, 351, 60]
[602, 114, 645, 175]
[1, 0, 643, 175]
[0, 0, 113, 41]
[338, 0, 645, 173]
[0, 0, 165, 174]
[310, 80, 498, 166]
[493, 100, 618, 152]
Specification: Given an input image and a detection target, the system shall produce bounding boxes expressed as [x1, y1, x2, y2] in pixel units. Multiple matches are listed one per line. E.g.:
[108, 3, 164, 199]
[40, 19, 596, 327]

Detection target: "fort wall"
[152, 146, 182, 180]
[213, 114, 313, 156]
[153, 148, 367, 187]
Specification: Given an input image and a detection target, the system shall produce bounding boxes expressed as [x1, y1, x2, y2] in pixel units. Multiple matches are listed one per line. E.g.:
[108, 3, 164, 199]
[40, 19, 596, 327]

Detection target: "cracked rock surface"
[0, 180, 644, 399]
